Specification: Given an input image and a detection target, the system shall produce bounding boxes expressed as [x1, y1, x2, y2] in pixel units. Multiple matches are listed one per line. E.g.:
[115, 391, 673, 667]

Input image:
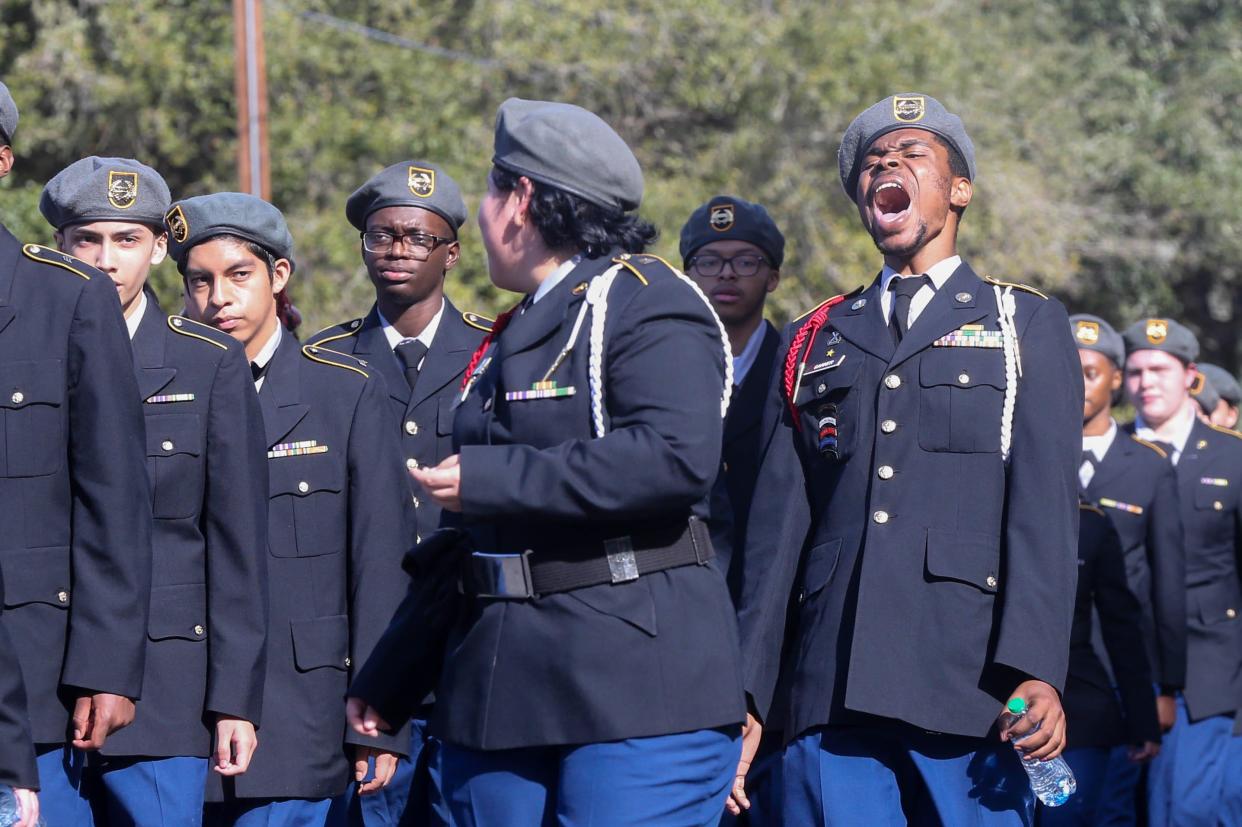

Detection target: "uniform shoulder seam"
[1209, 424, 1242, 441]
[1130, 435, 1169, 459]
[983, 275, 1048, 299]
[166, 315, 229, 350]
[462, 311, 494, 332]
[301, 344, 370, 379]
[21, 244, 91, 281]
[307, 318, 364, 348]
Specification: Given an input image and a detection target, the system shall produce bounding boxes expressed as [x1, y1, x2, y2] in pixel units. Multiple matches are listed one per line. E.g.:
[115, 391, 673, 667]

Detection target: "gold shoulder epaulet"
[1130, 435, 1169, 459]
[166, 315, 229, 350]
[793, 288, 855, 323]
[1209, 424, 1242, 441]
[462, 311, 494, 332]
[1079, 502, 1105, 516]
[21, 244, 91, 281]
[301, 344, 370, 379]
[611, 252, 673, 286]
[307, 318, 363, 349]
[983, 276, 1048, 299]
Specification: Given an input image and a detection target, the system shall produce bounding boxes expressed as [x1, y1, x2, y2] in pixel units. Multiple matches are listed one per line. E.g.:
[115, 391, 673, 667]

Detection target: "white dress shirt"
[879, 255, 962, 329]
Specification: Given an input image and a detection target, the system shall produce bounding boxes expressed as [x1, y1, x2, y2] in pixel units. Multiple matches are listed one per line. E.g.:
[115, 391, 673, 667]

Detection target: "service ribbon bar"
[505, 381, 576, 402]
[268, 440, 329, 458]
[145, 393, 196, 404]
[934, 326, 1004, 348]
[1201, 477, 1229, 487]
[1099, 497, 1144, 515]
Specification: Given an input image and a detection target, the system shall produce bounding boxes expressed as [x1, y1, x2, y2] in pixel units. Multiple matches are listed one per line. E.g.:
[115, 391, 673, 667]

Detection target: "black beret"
[1197, 363, 1242, 406]
[679, 196, 786, 269]
[838, 92, 976, 198]
[0, 80, 15, 144]
[1121, 317, 1199, 364]
[1069, 314, 1124, 368]
[345, 160, 468, 232]
[40, 156, 171, 230]
[492, 97, 643, 212]
[165, 192, 295, 271]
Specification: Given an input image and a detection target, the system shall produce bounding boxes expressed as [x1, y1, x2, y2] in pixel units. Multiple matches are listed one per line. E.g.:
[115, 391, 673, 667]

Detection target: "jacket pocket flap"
[1193, 582, 1240, 625]
[291, 615, 349, 671]
[1193, 482, 1230, 511]
[802, 538, 843, 597]
[920, 352, 1006, 390]
[793, 358, 861, 408]
[148, 583, 207, 641]
[0, 361, 65, 409]
[925, 528, 999, 593]
[269, 454, 344, 497]
[144, 413, 203, 457]
[1, 546, 71, 608]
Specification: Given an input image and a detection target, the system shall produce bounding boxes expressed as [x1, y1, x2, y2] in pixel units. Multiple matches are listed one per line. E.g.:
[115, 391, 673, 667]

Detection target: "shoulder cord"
[459, 303, 520, 401]
[782, 295, 846, 430]
[994, 284, 1023, 462]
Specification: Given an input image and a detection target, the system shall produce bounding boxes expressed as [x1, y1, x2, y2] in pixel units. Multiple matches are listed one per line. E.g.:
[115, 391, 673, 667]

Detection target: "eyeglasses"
[361, 230, 455, 258]
[687, 253, 769, 277]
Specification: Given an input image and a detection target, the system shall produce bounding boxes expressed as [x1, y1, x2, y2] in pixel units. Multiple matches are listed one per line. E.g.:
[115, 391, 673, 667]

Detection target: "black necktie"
[250, 361, 269, 383]
[395, 339, 429, 393]
[888, 274, 933, 343]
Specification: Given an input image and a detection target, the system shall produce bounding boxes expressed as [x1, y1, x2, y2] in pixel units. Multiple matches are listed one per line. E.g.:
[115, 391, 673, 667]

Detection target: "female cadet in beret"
[348, 98, 746, 826]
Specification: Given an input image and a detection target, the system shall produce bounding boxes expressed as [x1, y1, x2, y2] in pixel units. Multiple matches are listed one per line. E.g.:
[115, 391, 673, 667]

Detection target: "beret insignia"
[166, 205, 190, 243]
[108, 170, 139, 210]
[1075, 320, 1100, 345]
[1191, 371, 1207, 395]
[893, 95, 926, 123]
[1146, 319, 1168, 345]
[709, 203, 735, 232]
[407, 166, 435, 198]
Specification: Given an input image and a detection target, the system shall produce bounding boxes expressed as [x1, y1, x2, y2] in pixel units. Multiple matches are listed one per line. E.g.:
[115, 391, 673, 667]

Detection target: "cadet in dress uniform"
[41, 158, 269, 826]
[0, 81, 153, 827]
[349, 98, 745, 827]
[1120, 318, 1242, 824]
[169, 193, 415, 827]
[732, 93, 1082, 825]
[309, 162, 485, 826]
[1197, 363, 1241, 429]
[1042, 503, 1159, 826]
[1069, 314, 1184, 826]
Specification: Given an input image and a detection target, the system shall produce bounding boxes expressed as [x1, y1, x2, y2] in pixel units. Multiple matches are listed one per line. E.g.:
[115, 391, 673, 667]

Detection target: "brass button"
[816, 382, 827, 394]
[161, 440, 174, 452]
[406, 457, 420, 470]
[297, 481, 310, 494]
[193, 624, 205, 636]
[873, 510, 890, 524]
[412, 496, 421, 508]
[350, 319, 361, 329]
[884, 374, 902, 390]
[1227, 608, 1237, 619]
[1215, 501, 1224, 511]
[986, 575, 998, 589]
[56, 589, 69, 604]
[171, 318, 183, 327]
[344, 657, 352, 668]
[958, 373, 970, 385]
[878, 465, 894, 480]
[405, 420, 419, 435]
[10, 391, 23, 405]
[881, 419, 897, 434]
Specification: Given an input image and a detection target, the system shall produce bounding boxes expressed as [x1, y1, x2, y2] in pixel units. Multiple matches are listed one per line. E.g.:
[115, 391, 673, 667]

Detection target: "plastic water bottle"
[1000, 697, 1077, 807]
[0, 785, 44, 827]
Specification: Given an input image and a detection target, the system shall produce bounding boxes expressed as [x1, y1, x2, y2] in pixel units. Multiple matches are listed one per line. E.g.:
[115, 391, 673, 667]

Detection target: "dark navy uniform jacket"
[1154, 417, 1242, 725]
[0, 227, 152, 745]
[736, 262, 1082, 740]
[1063, 504, 1159, 750]
[101, 298, 269, 759]
[1084, 432, 1186, 691]
[207, 329, 415, 801]
[0, 568, 36, 789]
[414, 252, 745, 751]
[306, 299, 488, 536]
[710, 320, 780, 596]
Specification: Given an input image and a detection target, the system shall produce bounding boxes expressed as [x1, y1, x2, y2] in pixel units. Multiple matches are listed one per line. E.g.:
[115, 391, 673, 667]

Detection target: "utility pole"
[233, 0, 270, 199]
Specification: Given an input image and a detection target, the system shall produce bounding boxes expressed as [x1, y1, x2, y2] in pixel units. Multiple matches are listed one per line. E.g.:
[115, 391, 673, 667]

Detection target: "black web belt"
[462, 517, 713, 599]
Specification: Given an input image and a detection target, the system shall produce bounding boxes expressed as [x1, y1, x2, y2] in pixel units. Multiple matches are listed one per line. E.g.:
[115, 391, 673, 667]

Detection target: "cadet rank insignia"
[1145, 319, 1168, 344]
[1099, 498, 1143, 515]
[934, 325, 1003, 348]
[166, 205, 190, 243]
[505, 380, 575, 402]
[1201, 477, 1229, 487]
[408, 166, 435, 198]
[709, 203, 734, 232]
[1074, 320, 1099, 345]
[893, 95, 925, 123]
[146, 393, 195, 404]
[267, 440, 328, 459]
[108, 171, 139, 209]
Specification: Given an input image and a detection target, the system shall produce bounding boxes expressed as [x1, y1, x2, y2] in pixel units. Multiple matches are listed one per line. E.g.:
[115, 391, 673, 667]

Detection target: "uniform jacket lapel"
[131, 299, 176, 401]
[411, 298, 473, 408]
[1088, 432, 1138, 494]
[725, 322, 779, 446]
[499, 256, 610, 358]
[826, 278, 893, 364]
[891, 262, 989, 367]
[259, 328, 309, 447]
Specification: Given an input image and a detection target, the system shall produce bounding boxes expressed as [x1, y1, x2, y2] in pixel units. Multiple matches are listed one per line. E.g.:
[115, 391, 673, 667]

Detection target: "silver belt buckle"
[604, 537, 639, 584]
[470, 551, 534, 599]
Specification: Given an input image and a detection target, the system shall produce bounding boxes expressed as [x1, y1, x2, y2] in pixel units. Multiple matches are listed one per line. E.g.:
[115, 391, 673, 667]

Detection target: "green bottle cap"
[1007, 697, 1027, 715]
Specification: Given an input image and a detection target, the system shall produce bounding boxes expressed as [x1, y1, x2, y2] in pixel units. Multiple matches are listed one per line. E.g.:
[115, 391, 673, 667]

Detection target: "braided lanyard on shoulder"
[783, 295, 846, 430]
[459, 303, 520, 402]
[993, 284, 1022, 462]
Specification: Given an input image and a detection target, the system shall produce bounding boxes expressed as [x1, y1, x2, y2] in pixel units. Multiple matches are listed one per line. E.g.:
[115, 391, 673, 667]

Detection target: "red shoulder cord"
[782, 295, 846, 429]
[459, 303, 521, 390]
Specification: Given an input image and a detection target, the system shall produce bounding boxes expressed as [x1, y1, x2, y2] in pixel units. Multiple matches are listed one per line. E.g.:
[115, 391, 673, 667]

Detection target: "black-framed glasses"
[361, 230, 455, 258]
[687, 253, 768, 277]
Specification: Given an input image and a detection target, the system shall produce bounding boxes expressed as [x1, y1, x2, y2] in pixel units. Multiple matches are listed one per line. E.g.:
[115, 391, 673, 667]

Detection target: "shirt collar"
[732, 322, 768, 387]
[1135, 402, 1197, 464]
[1082, 418, 1118, 461]
[251, 321, 283, 389]
[879, 255, 962, 295]
[125, 292, 148, 340]
[532, 255, 582, 305]
[378, 298, 446, 352]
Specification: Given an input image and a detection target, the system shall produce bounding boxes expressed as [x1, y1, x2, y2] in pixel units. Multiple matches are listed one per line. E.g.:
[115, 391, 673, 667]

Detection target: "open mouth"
[871, 180, 912, 231]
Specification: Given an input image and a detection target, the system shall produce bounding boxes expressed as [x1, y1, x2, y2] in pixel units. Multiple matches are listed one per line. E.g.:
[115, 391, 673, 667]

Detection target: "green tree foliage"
[0, 0, 1236, 368]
